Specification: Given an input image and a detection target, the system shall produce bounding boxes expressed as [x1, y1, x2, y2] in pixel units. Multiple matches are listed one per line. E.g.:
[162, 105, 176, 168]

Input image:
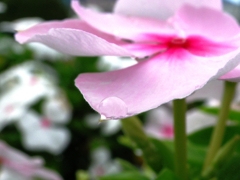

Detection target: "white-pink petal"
[15, 20, 131, 56]
[174, 5, 240, 41]
[114, 0, 222, 20]
[71, 0, 174, 40]
[19, 28, 130, 56]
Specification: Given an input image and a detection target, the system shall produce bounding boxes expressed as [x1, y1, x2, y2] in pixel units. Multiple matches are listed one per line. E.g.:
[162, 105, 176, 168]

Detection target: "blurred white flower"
[186, 109, 216, 134]
[0, 17, 42, 32]
[85, 113, 121, 136]
[0, 36, 24, 54]
[0, 140, 62, 180]
[89, 147, 121, 179]
[0, 18, 67, 60]
[0, 61, 57, 129]
[0, 61, 72, 154]
[17, 93, 71, 154]
[97, 56, 137, 71]
[0, 2, 7, 14]
[27, 43, 68, 60]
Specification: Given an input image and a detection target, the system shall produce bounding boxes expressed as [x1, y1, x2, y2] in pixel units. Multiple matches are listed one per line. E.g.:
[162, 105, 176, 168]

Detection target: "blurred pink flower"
[15, 0, 240, 119]
[0, 141, 62, 180]
[145, 106, 174, 139]
[145, 104, 217, 138]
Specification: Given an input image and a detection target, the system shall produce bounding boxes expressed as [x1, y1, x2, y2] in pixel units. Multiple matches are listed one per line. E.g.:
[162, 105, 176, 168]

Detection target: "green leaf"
[200, 106, 240, 123]
[216, 154, 240, 180]
[76, 170, 90, 180]
[150, 138, 174, 170]
[116, 158, 139, 172]
[188, 125, 240, 151]
[121, 117, 164, 173]
[118, 136, 136, 150]
[188, 142, 207, 166]
[188, 144, 207, 179]
[155, 169, 179, 180]
[99, 172, 150, 180]
[202, 136, 240, 179]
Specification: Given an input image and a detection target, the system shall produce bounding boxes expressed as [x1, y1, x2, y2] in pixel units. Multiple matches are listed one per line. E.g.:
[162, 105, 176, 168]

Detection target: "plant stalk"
[203, 81, 237, 172]
[173, 98, 187, 180]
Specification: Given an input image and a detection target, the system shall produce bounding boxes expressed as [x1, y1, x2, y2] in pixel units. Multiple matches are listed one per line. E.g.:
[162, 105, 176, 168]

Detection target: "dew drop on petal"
[98, 97, 128, 120]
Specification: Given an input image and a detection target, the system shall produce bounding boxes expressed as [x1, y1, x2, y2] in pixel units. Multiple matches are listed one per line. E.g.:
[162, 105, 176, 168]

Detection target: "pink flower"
[15, 0, 240, 119]
[145, 106, 174, 139]
[0, 140, 62, 180]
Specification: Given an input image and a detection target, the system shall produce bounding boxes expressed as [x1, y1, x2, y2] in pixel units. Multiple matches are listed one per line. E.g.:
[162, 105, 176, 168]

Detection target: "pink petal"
[114, 0, 222, 20]
[15, 19, 131, 56]
[174, 5, 240, 41]
[75, 48, 240, 119]
[71, 0, 174, 40]
[15, 19, 121, 45]
[220, 64, 240, 82]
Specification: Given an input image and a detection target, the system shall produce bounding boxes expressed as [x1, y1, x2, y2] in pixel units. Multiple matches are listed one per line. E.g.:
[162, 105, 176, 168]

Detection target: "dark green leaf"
[216, 154, 240, 180]
[99, 172, 150, 180]
[121, 117, 164, 173]
[150, 138, 174, 170]
[200, 106, 240, 123]
[202, 136, 240, 179]
[188, 125, 240, 152]
[155, 169, 179, 180]
[116, 158, 139, 172]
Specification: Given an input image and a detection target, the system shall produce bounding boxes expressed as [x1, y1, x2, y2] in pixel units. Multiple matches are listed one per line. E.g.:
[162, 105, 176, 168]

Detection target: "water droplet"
[98, 97, 128, 120]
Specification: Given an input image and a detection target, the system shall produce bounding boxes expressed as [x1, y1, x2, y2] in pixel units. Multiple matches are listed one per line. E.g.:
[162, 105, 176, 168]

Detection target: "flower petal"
[71, 0, 174, 40]
[15, 19, 122, 45]
[114, 0, 222, 20]
[75, 48, 240, 119]
[220, 64, 240, 82]
[15, 19, 130, 56]
[173, 5, 240, 41]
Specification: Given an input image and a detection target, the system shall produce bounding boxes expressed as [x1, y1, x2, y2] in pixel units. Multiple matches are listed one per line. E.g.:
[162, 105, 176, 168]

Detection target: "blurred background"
[0, 0, 240, 180]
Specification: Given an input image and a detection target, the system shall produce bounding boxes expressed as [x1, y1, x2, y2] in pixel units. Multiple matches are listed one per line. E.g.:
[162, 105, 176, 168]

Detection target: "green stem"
[203, 81, 237, 172]
[173, 99, 187, 180]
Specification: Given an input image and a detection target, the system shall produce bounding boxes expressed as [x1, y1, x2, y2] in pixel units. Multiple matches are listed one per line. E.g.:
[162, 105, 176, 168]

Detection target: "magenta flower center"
[167, 37, 188, 49]
[126, 34, 235, 59]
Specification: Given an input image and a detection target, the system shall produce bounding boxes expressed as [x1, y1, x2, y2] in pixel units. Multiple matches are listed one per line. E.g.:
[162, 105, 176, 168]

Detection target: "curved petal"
[15, 19, 122, 45]
[173, 5, 240, 41]
[17, 30, 130, 57]
[220, 64, 240, 82]
[15, 19, 130, 56]
[114, 0, 222, 20]
[71, 0, 174, 40]
[75, 48, 240, 119]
